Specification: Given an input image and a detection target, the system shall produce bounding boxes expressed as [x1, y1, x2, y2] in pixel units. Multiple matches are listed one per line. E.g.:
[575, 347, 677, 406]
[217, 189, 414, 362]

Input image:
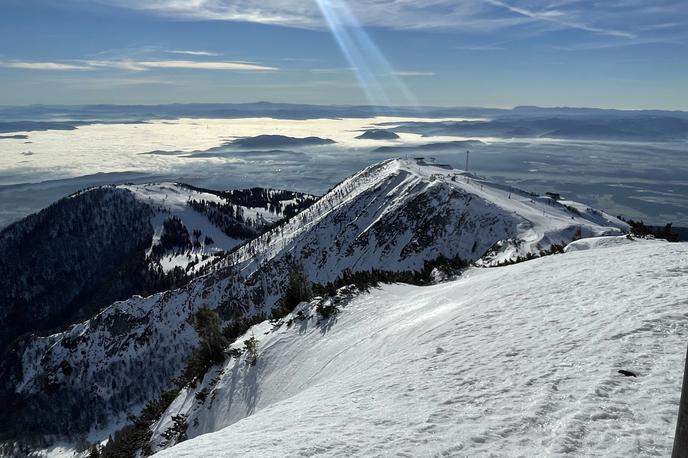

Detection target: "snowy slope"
[10, 159, 628, 443]
[155, 239, 688, 457]
[123, 183, 244, 273]
[110, 183, 313, 274]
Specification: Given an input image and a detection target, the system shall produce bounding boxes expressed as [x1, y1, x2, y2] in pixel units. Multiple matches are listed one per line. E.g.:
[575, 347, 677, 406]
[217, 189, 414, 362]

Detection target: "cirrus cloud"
[82, 0, 687, 40]
[0, 61, 93, 71]
[391, 71, 435, 77]
[133, 60, 277, 71]
[168, 50, 222, 57]
[0, 59, 278, 72]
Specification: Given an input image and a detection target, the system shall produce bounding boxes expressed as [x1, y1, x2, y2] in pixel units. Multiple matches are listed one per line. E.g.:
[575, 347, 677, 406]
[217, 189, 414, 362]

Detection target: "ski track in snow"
[154, 239, 688, 457]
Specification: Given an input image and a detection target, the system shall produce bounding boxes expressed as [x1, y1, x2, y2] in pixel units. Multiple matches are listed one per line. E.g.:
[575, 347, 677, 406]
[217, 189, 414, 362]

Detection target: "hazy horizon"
[2, 101, 688, 112]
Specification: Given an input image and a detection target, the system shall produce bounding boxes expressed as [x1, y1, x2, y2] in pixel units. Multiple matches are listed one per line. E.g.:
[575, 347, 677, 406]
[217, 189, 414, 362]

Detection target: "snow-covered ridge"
[228, 158, 627, 275]
[9, 158, 628, 445]
[154, 239, 688, 457]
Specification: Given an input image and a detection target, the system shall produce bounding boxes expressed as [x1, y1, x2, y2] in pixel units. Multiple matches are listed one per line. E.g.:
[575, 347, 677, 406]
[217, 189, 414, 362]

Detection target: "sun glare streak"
[315, 0, 420, 109]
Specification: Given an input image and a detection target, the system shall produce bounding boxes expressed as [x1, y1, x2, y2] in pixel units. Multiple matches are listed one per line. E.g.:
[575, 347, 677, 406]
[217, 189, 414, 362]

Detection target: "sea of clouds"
[1, 111, 686, 229]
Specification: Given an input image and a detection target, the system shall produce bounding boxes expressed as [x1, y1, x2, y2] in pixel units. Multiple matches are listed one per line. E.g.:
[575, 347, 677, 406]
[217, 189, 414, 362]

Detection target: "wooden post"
[673, 344, 688, 457]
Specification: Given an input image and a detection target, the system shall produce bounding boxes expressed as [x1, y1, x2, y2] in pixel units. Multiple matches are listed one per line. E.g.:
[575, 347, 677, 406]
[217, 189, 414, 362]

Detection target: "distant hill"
[0, 121, 84, 134]
[388, 116, 688, 141]
[228, 134, 335, 149]
[356, 129, 400, 140]
[0, 134, 28, 140]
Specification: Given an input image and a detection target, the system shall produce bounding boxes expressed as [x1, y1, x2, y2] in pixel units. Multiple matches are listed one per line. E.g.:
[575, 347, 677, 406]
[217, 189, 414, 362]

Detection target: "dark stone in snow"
[618, 369, 637, 377]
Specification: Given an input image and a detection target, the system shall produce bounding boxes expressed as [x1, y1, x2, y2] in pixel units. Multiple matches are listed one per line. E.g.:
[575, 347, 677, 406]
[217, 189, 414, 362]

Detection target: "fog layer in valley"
[1, 106, 686, 228]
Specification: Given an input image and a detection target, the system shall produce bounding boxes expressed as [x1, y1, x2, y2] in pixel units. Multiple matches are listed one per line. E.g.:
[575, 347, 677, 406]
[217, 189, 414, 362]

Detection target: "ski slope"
[155, 238, 688, 457]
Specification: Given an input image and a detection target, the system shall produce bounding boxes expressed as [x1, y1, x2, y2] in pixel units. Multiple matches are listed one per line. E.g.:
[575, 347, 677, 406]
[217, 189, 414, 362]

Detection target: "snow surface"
[155, 239, 688, 457]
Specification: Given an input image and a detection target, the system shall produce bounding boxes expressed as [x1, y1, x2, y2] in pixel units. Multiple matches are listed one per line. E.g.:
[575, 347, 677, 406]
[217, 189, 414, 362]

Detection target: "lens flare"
[315, 0, 420, 109]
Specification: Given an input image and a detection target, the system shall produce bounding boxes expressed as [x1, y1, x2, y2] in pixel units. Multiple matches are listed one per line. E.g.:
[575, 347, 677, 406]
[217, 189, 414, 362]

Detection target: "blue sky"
[0, 0, 686, 109]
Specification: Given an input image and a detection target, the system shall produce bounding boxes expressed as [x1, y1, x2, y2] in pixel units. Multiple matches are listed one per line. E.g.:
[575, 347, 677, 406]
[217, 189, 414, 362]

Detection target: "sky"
[0, 0, 687, 109]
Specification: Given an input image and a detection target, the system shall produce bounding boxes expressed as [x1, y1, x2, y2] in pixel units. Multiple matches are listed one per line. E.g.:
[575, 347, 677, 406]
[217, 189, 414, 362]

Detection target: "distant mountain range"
[1, 102, 687, 130]
[380, 116, 688, 141]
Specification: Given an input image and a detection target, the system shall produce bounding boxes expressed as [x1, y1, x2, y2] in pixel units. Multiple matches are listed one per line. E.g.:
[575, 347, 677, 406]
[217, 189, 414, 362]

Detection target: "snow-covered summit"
[91, 182, 317, 275]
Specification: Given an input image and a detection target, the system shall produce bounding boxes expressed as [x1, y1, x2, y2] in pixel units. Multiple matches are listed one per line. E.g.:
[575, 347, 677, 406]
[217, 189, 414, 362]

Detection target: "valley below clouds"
[1, 107, 687, 229]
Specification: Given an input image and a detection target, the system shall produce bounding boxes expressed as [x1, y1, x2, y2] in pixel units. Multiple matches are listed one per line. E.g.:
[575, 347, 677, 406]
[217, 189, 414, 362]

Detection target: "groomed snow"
[155, 239, 688, 457]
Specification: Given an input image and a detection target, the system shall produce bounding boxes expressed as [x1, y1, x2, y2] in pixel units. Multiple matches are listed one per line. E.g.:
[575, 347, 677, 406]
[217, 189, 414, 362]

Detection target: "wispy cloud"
[455, 45, 506, 51]
[483, 0, 635, 38]
[87, 60, 148, 71]
[309, 67, 355, 74]
[103, 0, 318, 27]
[553, 38, 687, 51]
[0, 61, 93, 71]
[91, 0, 646, 36]
[67, 77, 181, 87]
[86, 0, 688, 46]
[127, 60, 277, 71]
[391, 71, 435, 77]
[168, 50, 221, 57]
[640, 22, 687, 32]
[1, 59, 278, 72]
